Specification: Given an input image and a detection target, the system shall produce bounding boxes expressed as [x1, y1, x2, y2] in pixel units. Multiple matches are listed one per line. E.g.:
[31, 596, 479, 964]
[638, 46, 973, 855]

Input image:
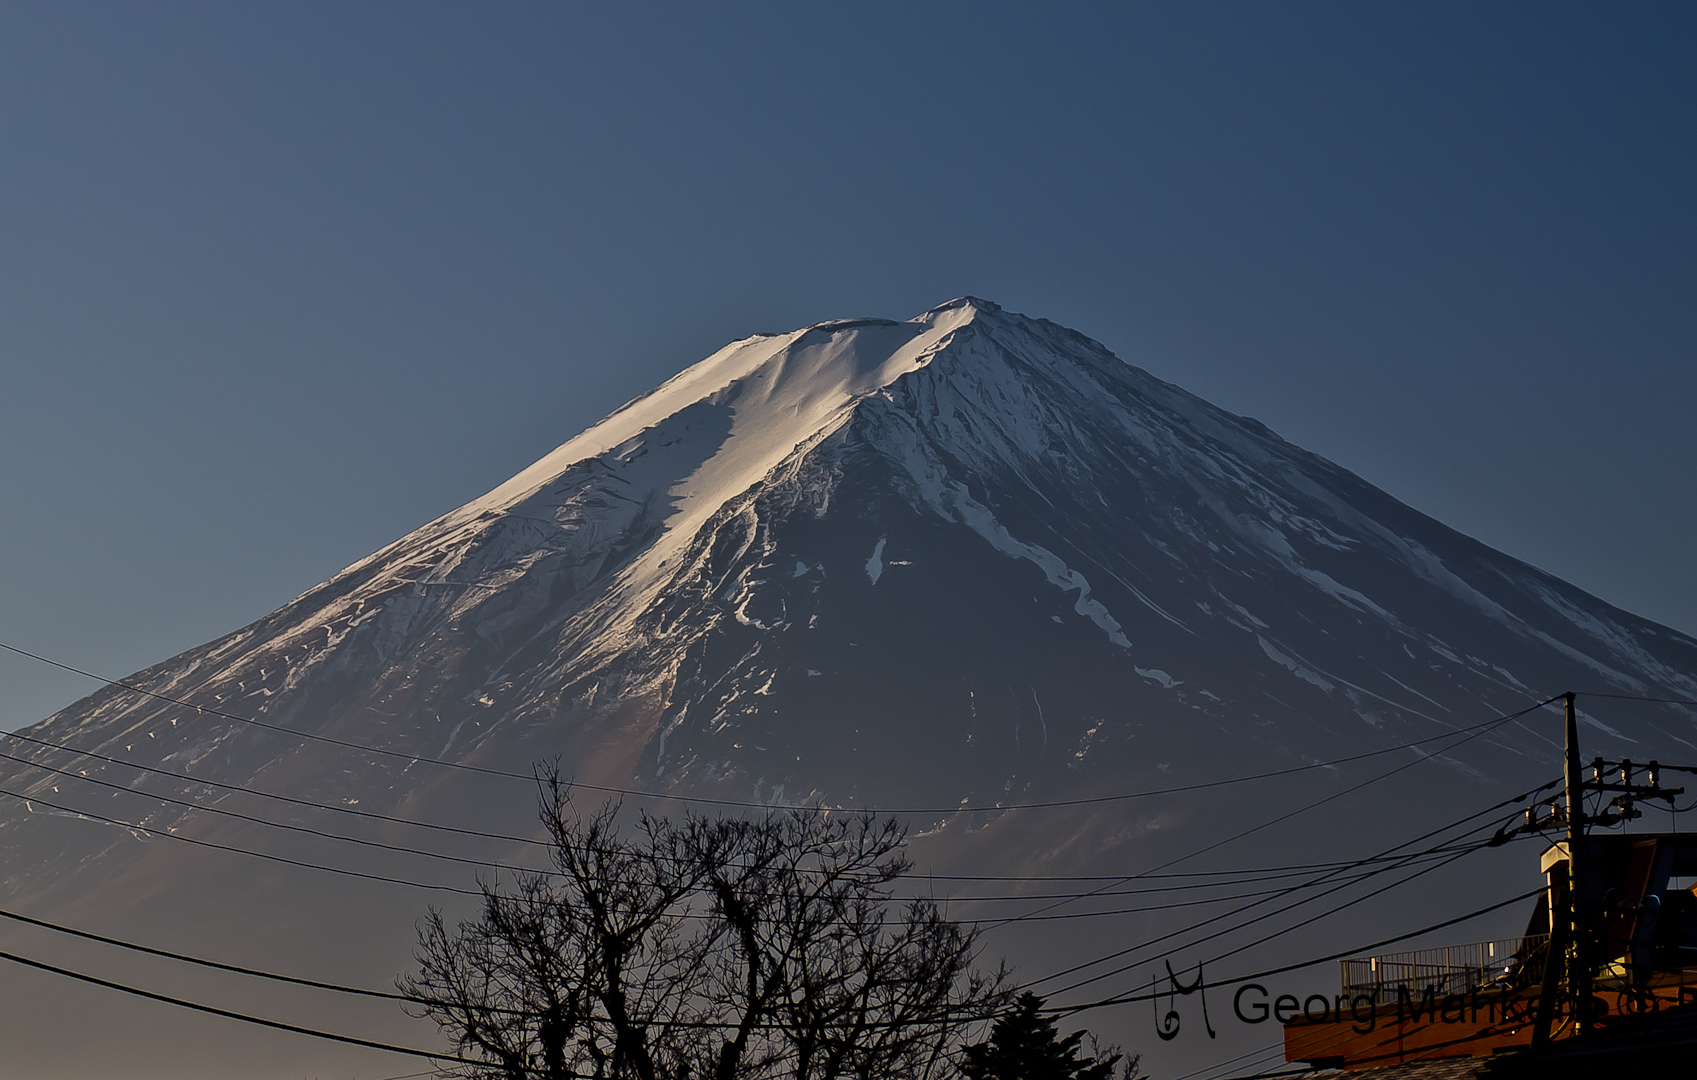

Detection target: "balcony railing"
[1339, 936, 1550, 1004]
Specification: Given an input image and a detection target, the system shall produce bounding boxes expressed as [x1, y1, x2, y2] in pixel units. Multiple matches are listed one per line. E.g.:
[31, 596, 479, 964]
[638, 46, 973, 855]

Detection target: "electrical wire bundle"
[0, 636, 1690, 1074]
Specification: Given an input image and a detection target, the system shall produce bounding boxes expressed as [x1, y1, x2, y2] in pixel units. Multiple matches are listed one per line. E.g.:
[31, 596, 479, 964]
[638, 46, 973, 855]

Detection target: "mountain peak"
[464, 299, 975, 522]
[916, 295, 1003, 321]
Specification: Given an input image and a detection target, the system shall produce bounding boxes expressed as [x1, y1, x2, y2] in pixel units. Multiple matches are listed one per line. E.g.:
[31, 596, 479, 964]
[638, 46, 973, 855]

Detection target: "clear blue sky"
[1, 2, 1692, 728]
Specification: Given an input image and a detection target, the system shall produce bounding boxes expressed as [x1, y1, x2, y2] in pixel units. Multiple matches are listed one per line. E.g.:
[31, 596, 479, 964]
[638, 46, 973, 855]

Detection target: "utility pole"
[1513, 693, 1681, 1047]
[1534, 692, 1585, 1047]
[1562, 691, 1592, 1036]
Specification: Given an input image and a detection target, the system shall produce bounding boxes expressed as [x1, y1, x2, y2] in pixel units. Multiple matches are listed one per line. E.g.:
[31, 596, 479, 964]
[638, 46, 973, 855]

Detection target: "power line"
[1019, 766, 1558, 991]
[0, 863, 1423, 1027]
[2, 722, 1517, 887]
[0, 765, 1540, 1051]
[1100, 831, 1542, 997]
[11, 716, 1510, 889]
[1048, 884, 1544, 1015]
[1, 778, 922, 914]
[8, 776, 1447, 930]
[960, 855, 1468, 926]
[0, 904, 425, 1006]
[2, 723, 548, 848]
[1, 739, 1497, 908]
[1208, 1067, 1322, 1080]
[0, 638, 1550, 815]
[1046, 793, 1543, 989]
[0, 638, 546, 781]
[0, 651, 1598, 1068]
[21, 701, 1519, 920]
[0, 694, 1553, 999]
[0, 726, 1530, 915]
[923, 859, 1464, 884]
[2, 787, 1433, 934]
[1063, 841, 1486, 1001]
[1577, 691, 1697, 707]
[922, 851, 1514, 885]
[1035, 837, 1487, 1001]
[0, 785, 486, 896]
[990, 696, 1556, 931]
[5, 728, 1478, 894]
[6, 782, 1539, 1041]
[0, 945, 478, 1064]
[0, 768, 1555, 1065]
[1024, 789, 1538, 995]
[0, 748, 560, 877]
[13, 737, 1482, 898]
[0, 900, 998, 1036]
[914, 850, 1486, 904]
[1169, 1040, 1284, 1080]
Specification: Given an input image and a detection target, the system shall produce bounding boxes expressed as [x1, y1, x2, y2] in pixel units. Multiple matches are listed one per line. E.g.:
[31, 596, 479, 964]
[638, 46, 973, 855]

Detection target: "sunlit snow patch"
[944, 484, 1132, 649]
[865, 536, 887, 584]
[1135, 667, 1177, 688]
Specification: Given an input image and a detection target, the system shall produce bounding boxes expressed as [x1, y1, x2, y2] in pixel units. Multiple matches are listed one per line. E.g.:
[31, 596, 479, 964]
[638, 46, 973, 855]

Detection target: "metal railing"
[1339, 936, 1549, 1004]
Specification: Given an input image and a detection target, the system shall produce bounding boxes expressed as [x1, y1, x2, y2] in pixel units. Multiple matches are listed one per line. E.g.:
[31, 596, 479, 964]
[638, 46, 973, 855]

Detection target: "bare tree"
[403, 768, 1007, 1079]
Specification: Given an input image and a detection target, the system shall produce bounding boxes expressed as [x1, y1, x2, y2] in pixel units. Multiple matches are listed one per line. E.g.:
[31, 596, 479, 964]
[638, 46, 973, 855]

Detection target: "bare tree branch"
[402, 766, 1008, 1079]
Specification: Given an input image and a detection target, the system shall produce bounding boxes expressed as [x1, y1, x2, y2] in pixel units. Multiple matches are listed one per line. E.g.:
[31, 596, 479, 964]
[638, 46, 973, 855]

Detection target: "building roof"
[1300, 1059, 1493, 1080]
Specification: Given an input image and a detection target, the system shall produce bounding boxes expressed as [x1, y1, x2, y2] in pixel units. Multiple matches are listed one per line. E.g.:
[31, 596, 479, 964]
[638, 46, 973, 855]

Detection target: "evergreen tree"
[961, 992, 1136, 1080]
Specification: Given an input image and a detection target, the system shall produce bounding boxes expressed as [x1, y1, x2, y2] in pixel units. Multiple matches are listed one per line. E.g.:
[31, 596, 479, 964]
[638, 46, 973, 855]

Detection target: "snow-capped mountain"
[2, 298, 1694, 1078]
[30, 297, 1689, 809]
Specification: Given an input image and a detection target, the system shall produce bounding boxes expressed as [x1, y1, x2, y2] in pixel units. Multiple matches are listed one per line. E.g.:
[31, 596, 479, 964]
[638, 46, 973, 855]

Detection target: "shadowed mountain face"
[2, 298, 1694, 1078]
